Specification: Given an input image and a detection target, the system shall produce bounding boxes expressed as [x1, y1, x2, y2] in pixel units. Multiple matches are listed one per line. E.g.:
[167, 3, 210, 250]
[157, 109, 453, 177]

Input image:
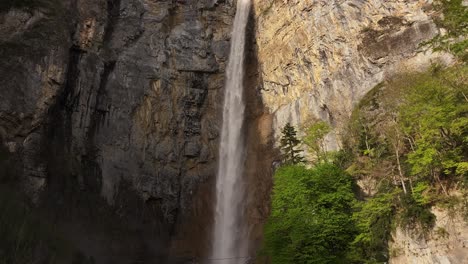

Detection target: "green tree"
[349, 188, 400, 263]
[280, 123, 305, 165]
[304, 121, 332, 162]
[263, 164, 357, 264]
[428, 0, 468, 61]
[398, 66, 468, 194]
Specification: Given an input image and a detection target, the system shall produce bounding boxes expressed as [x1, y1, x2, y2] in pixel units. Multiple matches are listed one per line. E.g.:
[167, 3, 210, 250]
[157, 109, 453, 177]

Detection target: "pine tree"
[280, 123, 305, 165]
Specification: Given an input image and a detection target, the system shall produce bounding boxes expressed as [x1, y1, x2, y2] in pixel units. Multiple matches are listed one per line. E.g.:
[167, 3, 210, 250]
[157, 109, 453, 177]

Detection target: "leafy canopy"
[429, 0, 468, 61]
[349, 188, 400, 263]
[304, 121, 332, 162]
[264, 164, 357, 264]
[398, 66, 468, 183]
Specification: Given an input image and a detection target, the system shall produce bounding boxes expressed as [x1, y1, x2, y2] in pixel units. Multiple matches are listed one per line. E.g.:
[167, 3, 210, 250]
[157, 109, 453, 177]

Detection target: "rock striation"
[252, 0, 452, 150]
[0, 0, 236, 262]
[0, 0, 465, 263]
[390, 207, 468, 264]
[251, 0, 463, 263]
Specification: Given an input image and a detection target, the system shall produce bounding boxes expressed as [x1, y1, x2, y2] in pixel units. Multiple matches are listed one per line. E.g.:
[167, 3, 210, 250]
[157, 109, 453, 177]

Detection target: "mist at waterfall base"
[210, 0, 251, 263]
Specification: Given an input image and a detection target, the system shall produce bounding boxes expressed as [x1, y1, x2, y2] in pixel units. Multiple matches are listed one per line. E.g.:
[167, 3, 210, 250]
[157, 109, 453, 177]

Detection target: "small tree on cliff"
[280, 123, 304, 165]
[304, 120, 332, 162]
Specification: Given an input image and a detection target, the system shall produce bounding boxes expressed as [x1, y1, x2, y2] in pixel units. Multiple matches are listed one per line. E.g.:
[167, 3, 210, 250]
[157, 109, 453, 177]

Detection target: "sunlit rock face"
[390, 207, 468, 264]
[251, 1, 462, 263]
[252, 0, 452, 150]
[0, 0, 464, 263]
[0, 0, 235, 262]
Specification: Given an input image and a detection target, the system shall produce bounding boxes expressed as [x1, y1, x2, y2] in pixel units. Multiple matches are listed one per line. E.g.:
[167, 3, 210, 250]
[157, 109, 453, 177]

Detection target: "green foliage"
[399, 66, 468, 185]
[349, 189, 400, 263]
[399, 195, 436, 233]
[428, 0, 468, 61]
[0, 187, 72, 263]
[457, 162, 468, 177]
[263, 164, 357, 264]
[345, 84, 398, 195]
[412, 182, 433, 206]
[304, 121, 332, 162]
[348, 84, 391, 161]
[347, 65, 467, 196]
[280, 123, 305, 165]
[265, 65, 467, 264]
[340, 65, 467, 262]
[330, 149, 355, 170]
[434, 227, 450, 238]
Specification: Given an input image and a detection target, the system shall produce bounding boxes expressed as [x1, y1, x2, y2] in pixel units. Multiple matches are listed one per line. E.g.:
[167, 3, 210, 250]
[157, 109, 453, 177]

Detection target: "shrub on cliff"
[398, 65, 468, 192]
[303, 121, 332, 163]
[344, 64, 467, 262]
[349, 187, 400, 263]
[429, 0, 468, 62]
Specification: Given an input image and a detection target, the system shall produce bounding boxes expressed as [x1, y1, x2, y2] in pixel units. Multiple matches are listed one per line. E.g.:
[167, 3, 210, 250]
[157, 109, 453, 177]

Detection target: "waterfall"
[211, 0, 251, 263]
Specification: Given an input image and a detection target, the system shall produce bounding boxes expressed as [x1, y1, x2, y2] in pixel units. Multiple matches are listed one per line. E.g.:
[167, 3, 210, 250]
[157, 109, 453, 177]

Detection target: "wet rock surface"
[0, 0, 235, 262]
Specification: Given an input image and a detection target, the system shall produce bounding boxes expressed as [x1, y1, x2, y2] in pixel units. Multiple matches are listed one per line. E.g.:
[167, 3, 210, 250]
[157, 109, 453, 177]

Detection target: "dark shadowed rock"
[0, 0, 236, 262]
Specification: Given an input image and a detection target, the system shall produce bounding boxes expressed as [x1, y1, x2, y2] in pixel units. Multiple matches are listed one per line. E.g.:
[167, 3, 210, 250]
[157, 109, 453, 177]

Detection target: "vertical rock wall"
[251, 1, 464, 263]
[0, 0, 237, 262]
[252, 0, 452, 149]
[1, 0, 464, 263]
[390, 207, 468, 264]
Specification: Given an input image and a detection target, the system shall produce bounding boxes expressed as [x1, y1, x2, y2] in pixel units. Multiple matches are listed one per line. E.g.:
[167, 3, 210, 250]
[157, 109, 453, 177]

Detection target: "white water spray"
[211, 0, 251, 263]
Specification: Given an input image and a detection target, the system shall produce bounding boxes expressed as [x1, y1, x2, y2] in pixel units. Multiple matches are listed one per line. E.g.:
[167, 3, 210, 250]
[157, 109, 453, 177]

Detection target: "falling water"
[211, 0, 251, 263]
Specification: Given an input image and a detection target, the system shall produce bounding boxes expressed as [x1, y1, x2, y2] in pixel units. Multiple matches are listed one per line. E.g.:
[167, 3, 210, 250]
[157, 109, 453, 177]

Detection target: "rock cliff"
[253, 0, 452, 150]
[390, 206, 468, 264]
[251, 0, 463, 263]
[0, 0, 466, 263]
[0, 0, 237, 262]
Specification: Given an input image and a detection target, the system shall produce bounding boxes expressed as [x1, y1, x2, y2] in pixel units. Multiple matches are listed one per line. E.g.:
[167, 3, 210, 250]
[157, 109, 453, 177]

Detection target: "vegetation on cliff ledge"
[427, 0, 468, 62]
[263, 64, 468, 263]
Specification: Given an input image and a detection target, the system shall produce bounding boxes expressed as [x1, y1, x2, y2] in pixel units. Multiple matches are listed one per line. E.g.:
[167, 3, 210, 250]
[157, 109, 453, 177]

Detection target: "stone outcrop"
[390, 207, 468, 264]
[0, 0, 236, 262]
[251, 0, 462, 263]
[252, 0, 452, 150]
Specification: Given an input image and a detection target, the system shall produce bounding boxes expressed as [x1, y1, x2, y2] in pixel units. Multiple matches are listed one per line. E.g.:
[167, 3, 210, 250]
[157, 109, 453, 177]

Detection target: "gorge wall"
[391, 206, 468, 264]
[252, 0, 465, 263]
[0, 0, 466, 263]
[252, 0, 453, 149]
[0, 0, 238, 262]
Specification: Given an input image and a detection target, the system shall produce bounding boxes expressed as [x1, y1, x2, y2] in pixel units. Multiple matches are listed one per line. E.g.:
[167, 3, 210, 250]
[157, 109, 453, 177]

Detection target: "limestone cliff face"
[390, 207, 468, 264]
[251, 1, 465, 263]
[252, 0, 452, 150]
[0, 0, 235, 262]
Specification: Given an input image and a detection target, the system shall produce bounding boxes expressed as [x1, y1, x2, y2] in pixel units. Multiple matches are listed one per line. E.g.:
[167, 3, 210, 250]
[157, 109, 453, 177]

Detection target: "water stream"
[211, 0, 251, 263]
